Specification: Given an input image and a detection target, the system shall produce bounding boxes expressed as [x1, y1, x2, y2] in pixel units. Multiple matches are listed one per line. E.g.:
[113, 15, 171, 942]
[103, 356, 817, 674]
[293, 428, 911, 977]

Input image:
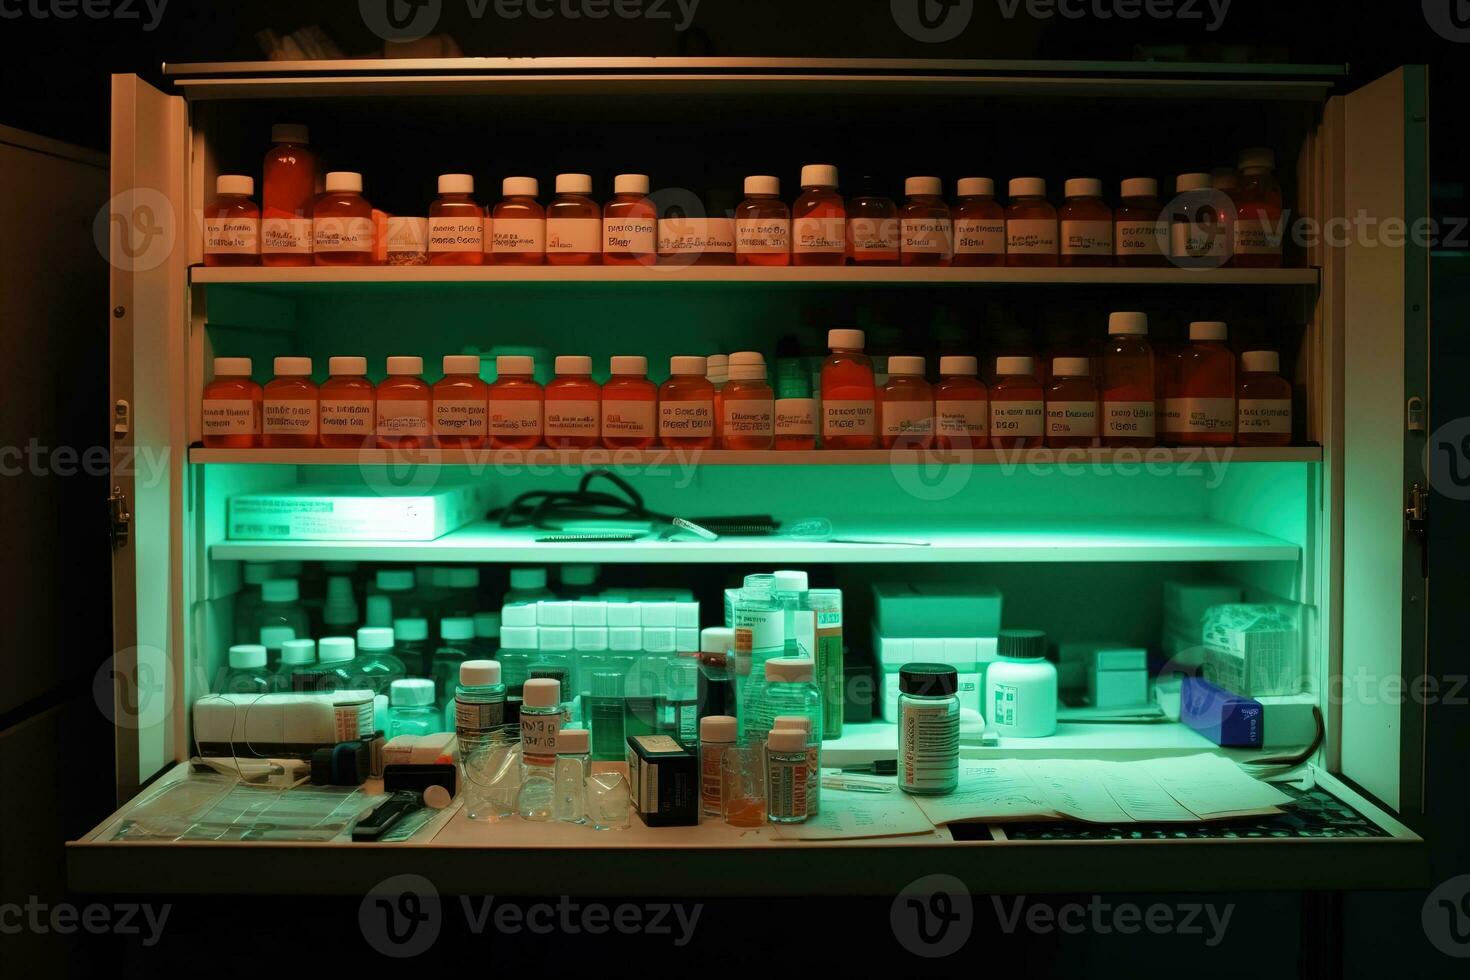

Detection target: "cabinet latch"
[1405, 482, 1428, 577]
[108, 486, 131, 550]
[1406, 396, 1426, 433]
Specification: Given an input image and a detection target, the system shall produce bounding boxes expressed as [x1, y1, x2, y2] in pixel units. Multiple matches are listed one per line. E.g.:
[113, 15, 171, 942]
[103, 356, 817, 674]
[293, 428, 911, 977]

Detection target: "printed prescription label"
[602, 217, 657, 255]
[659, 401, 714, 439]
[900, 702, 960, 791]
[455, 697, 504, 734]
[992, 684, 1018, 727]
[1006, 219, 1058, 255]
[1060, 219, 1113, 255]
[881, 401, 935, 438]
[1103, 400, 1157, 439]
[433, 399, 488, 436]
[1163, 397, 1234, 435]
[822, 399, 875, 438]
[1171, 221, 1230, 260]
[376, 400, 431, 437]
[602, 400, 656, 439]
[429, 216, 484, 253]
[320, 398, 374, 435]
[544, 399, 600, 438]
[954, 218, 1006, 255]
[493, 218, 545, 253]
[263, 400, 317, 436]
[1234, 220, 1284, 256]
[1115, 219, 1165, 256]
[1238, 399, 1291, 434]
[488, 400, 543, 437]
[775, 400, 817, 436]
[990, 401, 1044, 438]
[313, 216, 373, 253]
[901, 218, 954, 255]
[736, 218, 790, 254]
[848, 216, 899, 255]
[935, 400, 988, 440]
[1046, 400, 1098, 437]
[202, 399, 256, 436]
[723, 399, 774, 438]
[792, 216, 845, 253]
[205, 217, 259, 254]
[261, 217, 312, 254]
[658, 218, 736, 256]
[545, 218, 600, 254]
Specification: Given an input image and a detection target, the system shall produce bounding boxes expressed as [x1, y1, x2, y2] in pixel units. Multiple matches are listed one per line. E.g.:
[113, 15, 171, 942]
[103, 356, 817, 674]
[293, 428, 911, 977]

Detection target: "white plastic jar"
[985, 629, 1057, 738]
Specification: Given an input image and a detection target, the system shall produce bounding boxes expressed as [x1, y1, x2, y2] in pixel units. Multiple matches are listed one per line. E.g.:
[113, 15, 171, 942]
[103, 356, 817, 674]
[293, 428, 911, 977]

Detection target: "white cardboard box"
[228, 484, 485, 541]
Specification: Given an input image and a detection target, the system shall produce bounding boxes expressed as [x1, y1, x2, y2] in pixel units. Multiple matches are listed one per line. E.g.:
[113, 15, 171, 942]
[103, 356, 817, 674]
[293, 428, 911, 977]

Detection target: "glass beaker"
[458, 722, 522, 821]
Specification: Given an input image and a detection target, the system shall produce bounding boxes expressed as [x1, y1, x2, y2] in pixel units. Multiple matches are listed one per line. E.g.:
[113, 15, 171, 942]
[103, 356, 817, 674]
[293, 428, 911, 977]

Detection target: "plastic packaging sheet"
[110, 773, 386, 842]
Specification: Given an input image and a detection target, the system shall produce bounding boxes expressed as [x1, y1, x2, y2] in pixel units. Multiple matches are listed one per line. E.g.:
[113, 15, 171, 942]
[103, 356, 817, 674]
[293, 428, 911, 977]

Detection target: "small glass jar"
[387, 678, 441, 737]
[553, 727, 591, 824]
[896, 663, 960, 795]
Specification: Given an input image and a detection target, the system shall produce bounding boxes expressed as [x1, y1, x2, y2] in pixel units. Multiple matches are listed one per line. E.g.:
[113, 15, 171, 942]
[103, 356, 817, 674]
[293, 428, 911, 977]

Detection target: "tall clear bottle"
[732, 576, 783, 740]
[352, 626, 407, 696]
[518, 678, 564, 820]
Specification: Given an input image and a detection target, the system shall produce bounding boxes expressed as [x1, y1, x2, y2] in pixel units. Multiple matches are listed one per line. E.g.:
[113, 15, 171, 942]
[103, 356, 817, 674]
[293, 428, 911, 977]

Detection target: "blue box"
[1181, 677, 1263, 747]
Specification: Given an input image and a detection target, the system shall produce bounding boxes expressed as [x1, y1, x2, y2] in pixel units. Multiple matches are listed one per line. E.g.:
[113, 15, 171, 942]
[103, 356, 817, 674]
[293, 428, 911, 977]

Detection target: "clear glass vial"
[764, 728, 811, 824]
[553, 727, 591, 824]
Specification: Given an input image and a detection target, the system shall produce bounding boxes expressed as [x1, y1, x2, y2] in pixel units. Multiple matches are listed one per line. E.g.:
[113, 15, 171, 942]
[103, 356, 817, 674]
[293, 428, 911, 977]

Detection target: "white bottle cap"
[700, 715, 738, 743]
[318, 636, 355, 664]
[767, 728, 807, 752]
[996, 355, 1036, 376]
[365, 594, 392, 626]
[764, 657, 816, 682]
[474, 612, 501, 638]
[449, 567, 479, 588]
[502, 176, 539, 197]
[326, 575, 354, 601]
[905, 176, 943, 197]
[610, 355, 648, 376]
[262, 579, 299, 602]
[670, 355, 707, 376]
[706, 353, 729, 376]
[1109, 311, 1149, 336]
[940, 355, 978, 376]
[800, 164, 838, 188]
[377, 569, 414, 591]
[243, 561, 273, 585]
[888, 355, 926, 376]
[510, 567, 548, 589]
[729, 351, 763, 366]
[460, 659, 502, 687]
[214, 357, 252, 376]
[1009, 177, 1047, 198]
[556, 355, 593, 375]
[325, 172, 363, 194]
[431, 567, 455, 589]
[393, 617, 429, 642]
[744, 175, 780, 195]
[701, 626, 735, 654]
[356, 626, 394, 652]
[555, 173, 593, 195]
[772, 714, 812, 733]
[1238, 147, 1276, 171]
[329, 356, 367, 375]
[1064, 178, 1103, 199]
[957, 177, 994, 197]
[391, 678, 436, 706]
[828, 328, 865, 351]
[273, 356, 312, 377]
[1190, 321, 1228, 341]
[438, 173, 474, 195]
[614, 174, 650, 195]
[443, 354, 481, 375]
[1175, 172, 1213, 192]
[441, 617, 475, 641]
[523, 677, 561, 708]
[216, 175, 254, 196]
[1053, 356, 1091, 377]
[561, 564, 598, 586]
[280, 638, 316, 666]
[228, 644, 267, 669]
[387, 356, 423, 375]
[257, 625, 294, 651]
[1242, 350, 1281, 373]
[1120, 177, 1158, 199]
[271, 124, 309, 144]
[556, 728, 591, 754]
[772, 570, 809, 594]
[497, 355, 535, 375]
[728, 353, 767, 381]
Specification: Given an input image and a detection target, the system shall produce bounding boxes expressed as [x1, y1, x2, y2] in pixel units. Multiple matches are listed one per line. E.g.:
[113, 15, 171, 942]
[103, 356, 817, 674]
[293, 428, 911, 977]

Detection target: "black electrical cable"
[491, 469, 776, 534]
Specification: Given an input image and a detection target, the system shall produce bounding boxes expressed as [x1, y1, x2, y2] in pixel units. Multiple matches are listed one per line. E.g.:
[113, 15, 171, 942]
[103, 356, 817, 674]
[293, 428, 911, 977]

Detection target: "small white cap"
[441, 617, 475, 641]
[700, 715, 737, 743]
[387, 356, 423, 375]
[391, 678, 435, 706]
[214, 357, 252, 376]
[280, 638, 316, 666]
[555, 173, 593, 195]
[706, 353, 729, 373]
[357, 626, 395, 652]
[1064, 178, 1103, 199]
[1121, 177, 1158, 198]
[243, 561, 273, 585]
[259, 626, 295, 650]
[377, 569, 414, 591]
[262, 579, 299, 603]
[1009, 177, 1047, 198]
[1238, 147, 1276, 171]
[772, 714, 812, 733]
[905, 176, 942, 197]
[772, 570, 809, 594]
[216, 175, 254, 196]
[888, 355, 925, 376]
[318, 636, 355, 664]
[431, 567, 455, 588]
[393, 617, 428, 642]
[329, 356, 367, 375]
[510, 568, 548, 589]
[443, 354, 481, 375]
[460, 659, 502, 687]
[957, 177, 994, 197]
[801, 164, 839, 188]
[767, 729, 807, 752]
[1053, 356, 1091, 377]
[940, 355, 978, 376]
[271, 124, 308, 144]
[523, 677, 561, 708]
[614, 174, 649, 195]
[449, 567, 479, 588]
[502, 176, 539, 197]
[561, 564, 598, 586]
[1175, 172, 1213, 192]
[610, 355, 647, 375]
[229, 644, 267, 669]
[474, 611, 501, 638]
[1190, 321, 1228, 341]
[744, 175, 780, 195]
[996, 355, 1035, 376]
[438, 173, 474, 195]
[765, 657, 816, 682]
[556, 728, 590, 754]
[728, 351, 766, 380]
[273, 356, 311, 376]
[1109, 312, 1149, 336]
[701, 626, 735, 654]
[324, 172, 363, 194]
[555, 355, 593, 375]
[670, 355, 707, 376]
[497, 355, 535, 375]
[1242, 350, 1281, 373]
[828, 328, 865, 351]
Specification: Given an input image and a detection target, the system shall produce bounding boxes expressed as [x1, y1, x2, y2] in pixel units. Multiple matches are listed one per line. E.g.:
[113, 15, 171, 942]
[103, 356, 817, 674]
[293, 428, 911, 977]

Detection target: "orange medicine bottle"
[1005, 178, 1058, 267]
[603, 174, 658, 266]
[602, 355, 657, 449]
[1170, 172, 1232, 268]
[1114, 177, 1167, 267]
[658, 356, 716, 449]
[319, 356, 375, 449]
[899, 177, 953, 267]
[775, 398, 818, 451]
[1102, 312, 1157, 448]
[546, 174, 601, 266]
[880, 356, 935, 449]
[721, 352, 775, 451]
[377, 356, 432, 450]
[429, 174, 484, 265]
[1045, 357, 1099, 448]
[202, 357, 261, 448]
[1058, 178, 1113, 267]
[735, 176, 791, 266]
[313, 172, 374, 266]
[203, 175, 259, 266]
[487, 355, 544, 450]
[792, 165, 846, 266]
[847, 175, 900, 266]
[821, 328, 877, 449]
[934, 355, 988, 450]
[434, 355, 489, 450]
[952, 178, 1006, 267]
[492, 177, 546, 265]
[262, 357, 318, 449]
[1232, 148, 1285, 268]
[1236, 351, 1292, 446]
[990, 356, 1044, 449]
[261, 124, 316, 266]
[544, 356, 602, 449]
[1165, 321, 1235, 446]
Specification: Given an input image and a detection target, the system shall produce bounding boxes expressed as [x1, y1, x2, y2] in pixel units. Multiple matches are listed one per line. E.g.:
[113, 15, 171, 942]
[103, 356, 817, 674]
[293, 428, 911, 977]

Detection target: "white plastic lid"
[262, 579, 299, 603]
[772, 570, 809, 595]
[767, 728, 807, 752]
[365, 595, 392, 627]
[377, 569, 414, 591]
[670, 355, 707, 376]
[474, 611, 501, 637]
[1242, 350, 1281, 373]
[318, 636, 355, 664]
[560, 564, 598, 586]
[510, 568, 548, 589]
[214, 357, 252, 377]
[443, 354, 480, 375]
[701, 626, 735, 654]
[329, 356, 367, 375]
[829, 328, 865, 351]
[1109, 311, 1149, 336]
[1120, 177, 1158, 199]
[1190, 321, 1228, 341]
[1009, 177, 1047, 198]
[273, 356, 311, 377]
[449, 567, 478, 588]
[700, 715, 738, 743]
[957, 177, 994, 197]
[502, 176, 539, 197]
[1064, 178, 1103, 199]
[744, 175, 780, 195]
[390, 678, 434, 707]
[326, 575, 354, 602]
[555, 355, 592, 375]
[614, 174, 649, 195]
[940, 355, 978, 376]
[888, 355, 925, 376]
[1238, 147, 1276, 171]
[441, 617, 475, 641]
[728, 351, 765, 379]
[523, 677, 561, 708]
[905, 176, 942, 197]
[1053, 357, 1091, 377]
[393, 617, 428, 642]
[1175, 172, 1213, 192]
[325, 172, 363, 194]
[996, 355, 1036, 376]
[460, 659, 502, 687]
[438, 173, 474, 194]
[242, 562, 273, 585]
[765, 657, 816, 682]
[431, 567, 454, 588]
[706, 353, 729, 372]
[556, 728, 591, 754]
[357, 626, 394, 652]
[497, 355, 534, 375]
[610, 355, 648, 376]
[801, 164, 839, 188]
[386, 217, 429, 249]
[386, 356, 424, 376]
[229, 644, 267, 669]
[281, 638, 316, 666]
[216, 175, 254, 197]
[259, 626, 294, 650]
[772, 714, 812, 733]
[555, 173, 593, 195]
[271, 124, 309, 144]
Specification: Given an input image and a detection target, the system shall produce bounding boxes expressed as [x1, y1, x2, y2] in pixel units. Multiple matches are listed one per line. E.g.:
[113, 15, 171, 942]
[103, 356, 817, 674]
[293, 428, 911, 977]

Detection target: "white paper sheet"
[772, 788, 938, 840]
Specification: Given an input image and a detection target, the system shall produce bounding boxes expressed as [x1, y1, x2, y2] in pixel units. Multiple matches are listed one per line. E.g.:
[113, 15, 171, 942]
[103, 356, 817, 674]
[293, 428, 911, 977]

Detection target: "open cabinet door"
[107, 74, 189, 804]
[1330, 66, 1430, 823]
